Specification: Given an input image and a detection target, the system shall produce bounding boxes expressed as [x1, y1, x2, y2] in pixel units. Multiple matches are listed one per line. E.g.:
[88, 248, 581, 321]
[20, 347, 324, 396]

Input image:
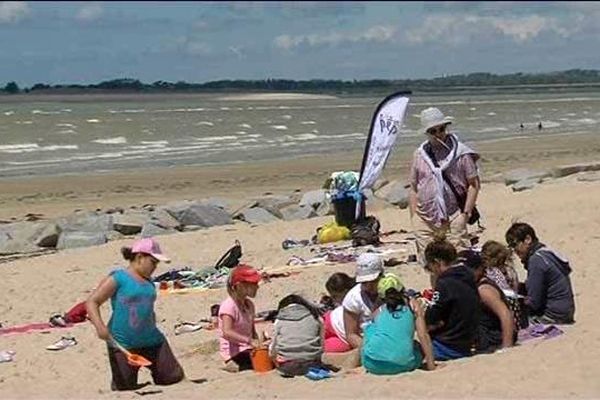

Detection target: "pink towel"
[0, 322, 73, 337]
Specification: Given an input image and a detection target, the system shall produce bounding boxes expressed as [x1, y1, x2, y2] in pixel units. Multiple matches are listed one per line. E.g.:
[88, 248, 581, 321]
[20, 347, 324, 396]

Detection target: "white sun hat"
[420, 107, 453, 133]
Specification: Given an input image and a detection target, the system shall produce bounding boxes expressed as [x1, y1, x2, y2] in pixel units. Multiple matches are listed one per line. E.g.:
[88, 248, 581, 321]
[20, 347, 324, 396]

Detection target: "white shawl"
[418, 133, 478, 220]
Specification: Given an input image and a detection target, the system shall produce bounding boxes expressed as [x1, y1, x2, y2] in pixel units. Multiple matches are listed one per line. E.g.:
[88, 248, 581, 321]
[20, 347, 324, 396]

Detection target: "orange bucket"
[250, 348, 274, 373]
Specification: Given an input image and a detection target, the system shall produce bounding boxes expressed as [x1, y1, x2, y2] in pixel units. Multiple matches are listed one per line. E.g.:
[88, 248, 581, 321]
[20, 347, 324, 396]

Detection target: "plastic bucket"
[251, 348, 274, 373]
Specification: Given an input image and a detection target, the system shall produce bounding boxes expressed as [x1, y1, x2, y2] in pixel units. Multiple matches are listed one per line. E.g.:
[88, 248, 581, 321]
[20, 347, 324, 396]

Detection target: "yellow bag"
[317, 221, 351, 244]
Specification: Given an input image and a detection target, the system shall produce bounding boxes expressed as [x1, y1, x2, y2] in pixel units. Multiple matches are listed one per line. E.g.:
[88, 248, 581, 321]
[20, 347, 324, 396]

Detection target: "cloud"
[0, 1, 29, 24]
[274, 25, 397, 50]
[228, 46, 244, 59]
[76, 3, 104, 22]
[405, 13, 576, 46]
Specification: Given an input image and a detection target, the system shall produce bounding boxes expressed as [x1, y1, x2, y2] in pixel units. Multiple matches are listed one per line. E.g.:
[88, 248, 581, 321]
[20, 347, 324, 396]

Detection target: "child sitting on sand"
[362, 273, 436, 375]
[86, 238, 184, 391]
[218, 264, 262, 372]
[322, 272, 356, 353]
[270, 294, 324, 376]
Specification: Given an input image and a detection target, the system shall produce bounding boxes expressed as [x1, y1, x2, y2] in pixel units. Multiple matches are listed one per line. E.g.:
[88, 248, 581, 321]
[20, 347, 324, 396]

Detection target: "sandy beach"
[1, 132, 600, 399]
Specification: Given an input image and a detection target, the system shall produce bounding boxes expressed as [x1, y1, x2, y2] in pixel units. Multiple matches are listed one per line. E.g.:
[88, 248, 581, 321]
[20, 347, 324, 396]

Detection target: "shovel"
[110, 338, 152, 367]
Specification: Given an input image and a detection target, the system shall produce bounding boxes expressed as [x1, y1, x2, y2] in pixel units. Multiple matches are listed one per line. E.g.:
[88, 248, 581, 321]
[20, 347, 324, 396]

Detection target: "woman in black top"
[460, 250, 516, 353]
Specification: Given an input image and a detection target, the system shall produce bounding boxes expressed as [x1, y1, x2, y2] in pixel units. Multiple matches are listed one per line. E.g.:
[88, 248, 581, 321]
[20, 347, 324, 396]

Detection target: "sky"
[1, 1, 599, 86]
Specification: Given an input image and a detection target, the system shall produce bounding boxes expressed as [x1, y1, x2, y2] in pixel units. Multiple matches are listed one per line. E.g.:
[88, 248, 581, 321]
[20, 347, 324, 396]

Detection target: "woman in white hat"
[408, 107, 481, 264]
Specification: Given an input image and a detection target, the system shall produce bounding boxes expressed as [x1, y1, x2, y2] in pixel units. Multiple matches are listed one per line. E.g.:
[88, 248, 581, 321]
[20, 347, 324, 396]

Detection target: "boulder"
[57, 212, 114, 233]
[503, 169, 551, 186]
[316, 199, 334, 217]
[141, 223, 175, 238]
[105, 230, 125, 241]
[252, 195, 296, 218]
[235, 207, 279, 224]
[0, 229, 39, 255]
[299, 190, 327, 210]
[372, 178, 389, 192]
[56, 232, 107, 249]
[375, 180, 409, 208]
[552, 162, 600, 178]
[150, 209, 182, 230]
[280, 205, 317, 221]
[200, 197, 231, 212]
[164, 201, 233, 227]
[0, 222, 61, 253]
[512, 177, 541, 192]
[33, 223, 61, 248]
[112, 212, 149, 235]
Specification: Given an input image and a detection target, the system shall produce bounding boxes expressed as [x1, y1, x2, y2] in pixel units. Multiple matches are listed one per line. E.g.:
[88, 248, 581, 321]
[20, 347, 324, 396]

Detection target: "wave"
[271, 125, 288, 130]
[4, 111, 14, 116]
[235, 131, 247, 135]
[93, 137, 127, 145]
[56, 123, 76, 128]
[280, 115, 292, 120]
[56, 129, 78, 135]
[300, 121, 316, 125]
[15, 121, 33, 125]
[574, 118, 597, 125]
[0, 143, 78, 154]
[86, 119, 101, 123]
[154, 108, 205, 113]
[238, 123, 252, 129]
[31, 110, 62, 115]
[108, 109, 146, 114]
[195, 135, 238, 142]
[196, 121, 214, 126]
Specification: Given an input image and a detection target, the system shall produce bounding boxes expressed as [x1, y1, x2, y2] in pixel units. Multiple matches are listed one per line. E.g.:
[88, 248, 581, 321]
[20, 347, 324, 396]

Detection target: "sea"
[1, 89, 599, 178]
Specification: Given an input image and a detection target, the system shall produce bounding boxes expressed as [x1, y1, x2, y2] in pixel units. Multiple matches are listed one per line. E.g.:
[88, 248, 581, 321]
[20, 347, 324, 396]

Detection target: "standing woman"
[86, 238, 184, 391]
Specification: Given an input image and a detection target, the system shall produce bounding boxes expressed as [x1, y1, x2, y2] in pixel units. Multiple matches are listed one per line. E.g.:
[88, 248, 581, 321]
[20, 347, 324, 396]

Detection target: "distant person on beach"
[218, 265, 262, 372]
[325, 254, 384, 352]
[409, 107, 481, 266]
[520, 123, 524, 130]
[538, 122, 543, 130]
[361, 273, 436, 374]
[461, 250, 516, 353]
[423, 237, 479, 361]
[86, 238, 184, 391]
[505, 222, 575, 324]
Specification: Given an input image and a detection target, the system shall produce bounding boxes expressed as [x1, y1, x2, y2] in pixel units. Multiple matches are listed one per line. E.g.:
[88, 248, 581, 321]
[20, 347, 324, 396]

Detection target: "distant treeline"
[2, 69, 600, 95]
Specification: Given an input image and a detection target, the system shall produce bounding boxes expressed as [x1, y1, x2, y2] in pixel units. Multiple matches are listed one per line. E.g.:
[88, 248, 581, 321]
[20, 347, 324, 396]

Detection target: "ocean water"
[1, 90, 599, 178]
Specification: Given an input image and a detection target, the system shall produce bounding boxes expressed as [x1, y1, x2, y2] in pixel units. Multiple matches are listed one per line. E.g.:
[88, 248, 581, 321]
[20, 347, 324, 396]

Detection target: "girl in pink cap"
[218, 264, 262, 372]
[86, 238, 184, 391]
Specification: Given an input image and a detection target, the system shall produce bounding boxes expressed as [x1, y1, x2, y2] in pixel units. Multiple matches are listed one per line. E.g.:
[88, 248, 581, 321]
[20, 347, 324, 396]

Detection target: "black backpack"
[351, 216, 381, 247]
[215, 240, 242, 269]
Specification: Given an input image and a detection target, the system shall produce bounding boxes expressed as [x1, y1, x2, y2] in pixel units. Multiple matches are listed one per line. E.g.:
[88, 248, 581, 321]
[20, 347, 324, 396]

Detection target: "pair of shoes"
[174, 322, 203, 335]
[49, 314, 67, 327]
[305, 366, 331, 381]
[46, 336, 77, 351]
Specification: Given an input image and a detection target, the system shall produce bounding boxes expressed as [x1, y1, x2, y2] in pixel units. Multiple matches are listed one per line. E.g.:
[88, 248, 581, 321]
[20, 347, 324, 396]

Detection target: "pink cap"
[131, 238, 170, 263]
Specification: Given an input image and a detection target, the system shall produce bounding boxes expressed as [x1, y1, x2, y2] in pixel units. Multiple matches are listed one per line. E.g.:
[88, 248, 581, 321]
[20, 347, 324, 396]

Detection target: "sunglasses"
[426, 125, 447, 136]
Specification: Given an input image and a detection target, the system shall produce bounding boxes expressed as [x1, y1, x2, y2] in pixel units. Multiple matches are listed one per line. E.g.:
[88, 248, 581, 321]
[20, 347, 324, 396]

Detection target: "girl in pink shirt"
[218, 265, 261, 372]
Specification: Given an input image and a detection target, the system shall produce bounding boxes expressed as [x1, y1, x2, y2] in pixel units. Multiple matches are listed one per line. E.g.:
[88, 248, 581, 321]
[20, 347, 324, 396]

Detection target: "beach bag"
[316, 221, 351, 244]
[215, 240, 242, 269]
[351, 216, 381, 247]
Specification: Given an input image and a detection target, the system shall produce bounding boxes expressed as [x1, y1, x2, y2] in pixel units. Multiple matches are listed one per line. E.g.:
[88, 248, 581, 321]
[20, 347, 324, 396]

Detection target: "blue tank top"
[108, 269, 164, 349]
[362, 305, 421, 373]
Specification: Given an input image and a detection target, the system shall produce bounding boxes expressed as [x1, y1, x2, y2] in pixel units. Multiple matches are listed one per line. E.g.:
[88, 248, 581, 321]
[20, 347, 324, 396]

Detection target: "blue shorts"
[432, 339, 471, 361]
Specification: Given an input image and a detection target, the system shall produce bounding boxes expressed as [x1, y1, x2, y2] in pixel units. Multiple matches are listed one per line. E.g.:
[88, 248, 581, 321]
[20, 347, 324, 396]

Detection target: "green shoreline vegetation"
[2, 69, 600, 96]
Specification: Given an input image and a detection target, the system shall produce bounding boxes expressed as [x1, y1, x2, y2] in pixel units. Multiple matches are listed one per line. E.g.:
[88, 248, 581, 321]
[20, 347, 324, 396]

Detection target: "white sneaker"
[174, 322, 203, 335]
[46, 336, 77, 351]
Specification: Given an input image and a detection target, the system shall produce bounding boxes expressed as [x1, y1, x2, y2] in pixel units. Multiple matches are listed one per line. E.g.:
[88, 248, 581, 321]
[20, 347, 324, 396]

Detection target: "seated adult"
[460, 250, 516, 353]
[505, 222, 575, 324]
[423, 237, 479, 361]
[326, 253, 383, 352]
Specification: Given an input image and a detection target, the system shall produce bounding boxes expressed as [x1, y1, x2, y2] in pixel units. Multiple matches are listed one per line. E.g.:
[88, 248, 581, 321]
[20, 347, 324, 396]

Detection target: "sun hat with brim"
[420, 107, 453, 134]
[130, 238, 170, 262]
[355, 253, 384, 283]
[230, 264, 262, 286]
[377, 273, 404, 298]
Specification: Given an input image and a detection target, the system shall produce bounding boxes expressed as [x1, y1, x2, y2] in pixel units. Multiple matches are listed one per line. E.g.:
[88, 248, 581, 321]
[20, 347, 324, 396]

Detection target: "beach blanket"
[517, 323, 564, 343]
[0, 322, 74, 337]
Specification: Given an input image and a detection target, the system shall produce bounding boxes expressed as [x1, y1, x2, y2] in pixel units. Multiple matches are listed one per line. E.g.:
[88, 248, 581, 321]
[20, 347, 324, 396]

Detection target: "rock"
[280, 205, 317, 221]
[164, 201, 233, 227]
[552, 162, 600, 178]
[375, 180, 409, 208]
[105, 230, 125, 241]
[299, 189, 327, 210]
[372, 178, 389, 192]
[150, 209, 182, 231]
[577, 171, 600, 182]
[512, 177, 541, 192]
[141, 223, 175, 238]
[200, 197, 230, 211]
[112, 212, 149, 235]
[181, 225, 204, 232]
[0, 222, 61, 253]
[316, 199, 334, 217]
[57, 212, 114, 233]
[252, 195, 296, 218]
[503, 169, 551, 185]
[0, 229, 39, 255]
[34, 223, 61, 248]
[56, 232, 107, 249]
[234, 207, 279, 224]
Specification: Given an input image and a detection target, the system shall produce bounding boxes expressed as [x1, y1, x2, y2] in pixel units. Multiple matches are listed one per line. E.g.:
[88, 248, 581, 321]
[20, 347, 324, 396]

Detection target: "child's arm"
[221, 315, 259, 348]
[343, 309, 363, 349]
[85, 275, 117, 341]
[411, 298, 436, 371]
